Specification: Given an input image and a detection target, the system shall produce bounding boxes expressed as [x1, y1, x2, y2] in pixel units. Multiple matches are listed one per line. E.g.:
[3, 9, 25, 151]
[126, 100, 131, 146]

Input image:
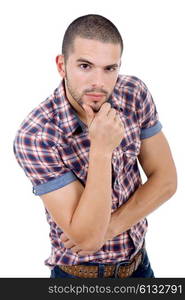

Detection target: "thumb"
[82, 104, 95, 127]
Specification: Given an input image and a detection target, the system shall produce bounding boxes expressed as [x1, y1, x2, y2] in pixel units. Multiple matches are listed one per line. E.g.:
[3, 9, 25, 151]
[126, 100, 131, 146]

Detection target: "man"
[13, 14, 177, 278]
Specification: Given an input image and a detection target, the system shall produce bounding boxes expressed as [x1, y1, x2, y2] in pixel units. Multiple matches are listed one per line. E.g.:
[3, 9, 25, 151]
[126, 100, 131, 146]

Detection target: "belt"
[60, 249, 143, 278]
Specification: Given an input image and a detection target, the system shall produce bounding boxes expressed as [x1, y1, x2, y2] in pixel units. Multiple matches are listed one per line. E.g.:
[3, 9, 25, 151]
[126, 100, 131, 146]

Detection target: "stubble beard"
[65, 75, 110, 113]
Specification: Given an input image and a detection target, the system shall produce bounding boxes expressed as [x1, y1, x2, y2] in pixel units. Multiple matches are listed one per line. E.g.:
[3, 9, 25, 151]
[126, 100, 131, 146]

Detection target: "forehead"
[69, 37, 121, 65]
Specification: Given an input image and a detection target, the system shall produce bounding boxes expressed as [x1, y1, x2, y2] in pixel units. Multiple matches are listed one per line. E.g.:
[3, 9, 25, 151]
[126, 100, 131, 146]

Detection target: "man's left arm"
[61, 131, 177, 253]
[105, 130, 177, 240]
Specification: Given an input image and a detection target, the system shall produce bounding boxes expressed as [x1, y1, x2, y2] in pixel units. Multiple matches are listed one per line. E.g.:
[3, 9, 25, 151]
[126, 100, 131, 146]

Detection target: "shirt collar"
[53, 80, 84, 136]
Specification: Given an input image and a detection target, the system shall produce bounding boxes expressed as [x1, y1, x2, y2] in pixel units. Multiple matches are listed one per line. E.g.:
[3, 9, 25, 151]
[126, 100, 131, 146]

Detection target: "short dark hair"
[62, 14, 123, 61]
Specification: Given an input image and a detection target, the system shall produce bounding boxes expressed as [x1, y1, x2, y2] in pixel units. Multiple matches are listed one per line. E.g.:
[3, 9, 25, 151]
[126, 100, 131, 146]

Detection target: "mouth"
[85, 93, 105, 100]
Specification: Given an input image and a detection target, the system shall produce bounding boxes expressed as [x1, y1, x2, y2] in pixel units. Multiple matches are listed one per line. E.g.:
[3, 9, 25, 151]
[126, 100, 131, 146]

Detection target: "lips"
[86, 93, 104, 96]
[85, 93, 105, 100]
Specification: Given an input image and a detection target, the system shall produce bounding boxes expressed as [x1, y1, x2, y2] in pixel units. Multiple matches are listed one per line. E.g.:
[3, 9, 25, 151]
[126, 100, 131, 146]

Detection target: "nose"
[90, 69, 105, 89]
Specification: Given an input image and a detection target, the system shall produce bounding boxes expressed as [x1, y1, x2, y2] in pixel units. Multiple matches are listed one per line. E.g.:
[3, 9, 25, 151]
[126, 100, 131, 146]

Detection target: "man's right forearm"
[63, 102, 124, 251]
[69, 145, 112, 250]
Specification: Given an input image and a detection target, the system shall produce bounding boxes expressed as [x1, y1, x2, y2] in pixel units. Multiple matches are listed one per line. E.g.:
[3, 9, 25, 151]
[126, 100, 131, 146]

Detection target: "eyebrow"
[76, 58, 119, 69]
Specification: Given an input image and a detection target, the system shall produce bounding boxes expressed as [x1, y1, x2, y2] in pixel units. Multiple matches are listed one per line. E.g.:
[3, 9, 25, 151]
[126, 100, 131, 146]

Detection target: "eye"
[105, 66, 117, 72]
[79, 64, 91, 70]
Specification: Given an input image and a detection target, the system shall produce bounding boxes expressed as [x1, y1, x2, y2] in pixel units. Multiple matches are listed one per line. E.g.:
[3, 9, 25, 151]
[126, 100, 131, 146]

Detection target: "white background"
[0, 0, 184, 277]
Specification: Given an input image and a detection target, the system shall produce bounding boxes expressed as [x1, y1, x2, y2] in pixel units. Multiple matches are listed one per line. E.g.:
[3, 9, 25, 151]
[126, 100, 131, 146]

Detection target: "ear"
[56, 55, 66, 78]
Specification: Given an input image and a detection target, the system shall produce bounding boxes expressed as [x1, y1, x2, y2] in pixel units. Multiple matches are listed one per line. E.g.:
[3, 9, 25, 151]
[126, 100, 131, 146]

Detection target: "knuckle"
[103, 103, 111, 111]
[105, 102, 111, 108]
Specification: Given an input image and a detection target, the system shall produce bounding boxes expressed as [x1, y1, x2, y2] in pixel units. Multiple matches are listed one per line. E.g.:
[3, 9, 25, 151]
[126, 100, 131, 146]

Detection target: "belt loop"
[114, 262, 121, 278]
[98, 264, 105, 278]
[140, 245, 146, 263]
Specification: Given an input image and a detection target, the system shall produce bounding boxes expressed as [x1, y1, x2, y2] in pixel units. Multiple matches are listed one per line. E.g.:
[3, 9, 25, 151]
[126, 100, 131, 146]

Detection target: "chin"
[89, 104, 101, 113]
[92, 107, 101, 113]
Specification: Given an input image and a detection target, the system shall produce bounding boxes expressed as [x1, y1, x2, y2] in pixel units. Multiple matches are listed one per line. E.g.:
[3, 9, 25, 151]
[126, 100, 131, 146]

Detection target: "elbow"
[167, 181, 177, 198]
[78, 237, 104, 252]
[69, 223, 107, 252]
[165, 173, 177, 199]
[66, 226, 104, 252]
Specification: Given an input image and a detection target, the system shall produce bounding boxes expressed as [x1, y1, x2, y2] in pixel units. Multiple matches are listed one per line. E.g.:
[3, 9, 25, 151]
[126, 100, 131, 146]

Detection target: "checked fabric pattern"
[13, 75, 162, 267]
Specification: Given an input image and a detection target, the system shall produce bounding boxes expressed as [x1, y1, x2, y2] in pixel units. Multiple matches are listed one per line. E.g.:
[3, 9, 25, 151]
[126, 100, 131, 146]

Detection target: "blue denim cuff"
[140, 121, 162, 139]
[32, 171, 77, 195]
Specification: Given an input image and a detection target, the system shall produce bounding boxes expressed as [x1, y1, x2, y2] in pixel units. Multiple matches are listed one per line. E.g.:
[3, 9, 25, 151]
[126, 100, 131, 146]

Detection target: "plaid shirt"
[13, 75, 162, 267]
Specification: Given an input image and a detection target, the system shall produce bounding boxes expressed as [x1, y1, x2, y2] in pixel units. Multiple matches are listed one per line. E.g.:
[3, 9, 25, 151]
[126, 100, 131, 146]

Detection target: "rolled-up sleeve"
[13, 131, 77, 196]
[136, 80, 162, 139]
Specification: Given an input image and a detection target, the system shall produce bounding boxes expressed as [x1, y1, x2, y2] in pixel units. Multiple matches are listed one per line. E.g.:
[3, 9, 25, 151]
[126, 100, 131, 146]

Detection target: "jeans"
[50, 248, 154, 278]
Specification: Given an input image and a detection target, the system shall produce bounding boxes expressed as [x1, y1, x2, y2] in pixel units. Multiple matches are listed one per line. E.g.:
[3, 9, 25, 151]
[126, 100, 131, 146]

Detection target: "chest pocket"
[122, 139, 141, 171]
[57, 134, 90, 185]
[112, 137, 141, 184]
[113, 109, 141, 171]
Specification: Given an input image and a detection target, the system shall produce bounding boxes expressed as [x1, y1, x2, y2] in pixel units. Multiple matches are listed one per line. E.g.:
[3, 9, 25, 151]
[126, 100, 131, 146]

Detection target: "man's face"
[61, 37, 121, 114]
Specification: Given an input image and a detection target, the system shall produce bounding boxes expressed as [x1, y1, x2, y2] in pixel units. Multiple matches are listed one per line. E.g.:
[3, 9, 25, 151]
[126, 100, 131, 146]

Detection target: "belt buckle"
[114, 260, 130, 278]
